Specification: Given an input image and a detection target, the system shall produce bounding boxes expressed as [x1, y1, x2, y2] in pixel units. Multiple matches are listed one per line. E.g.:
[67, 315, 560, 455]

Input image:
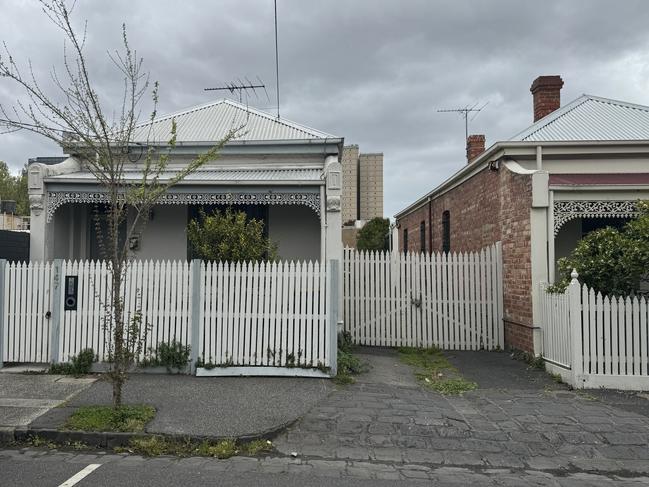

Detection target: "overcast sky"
[1, 0, 649, 216]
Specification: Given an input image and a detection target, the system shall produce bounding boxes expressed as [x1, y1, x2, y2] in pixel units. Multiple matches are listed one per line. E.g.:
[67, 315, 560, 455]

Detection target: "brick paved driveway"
[273, 347, 649, 482]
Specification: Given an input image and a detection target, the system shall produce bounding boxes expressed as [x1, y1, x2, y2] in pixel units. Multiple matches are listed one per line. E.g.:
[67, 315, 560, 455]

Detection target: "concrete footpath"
[20, 373, 333, 443]
[0, 372, 95, 441]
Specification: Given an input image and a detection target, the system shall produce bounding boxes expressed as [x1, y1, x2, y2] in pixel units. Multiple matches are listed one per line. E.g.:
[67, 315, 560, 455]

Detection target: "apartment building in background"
[341, 145, 384, 247]
[341, 145, 383, 223]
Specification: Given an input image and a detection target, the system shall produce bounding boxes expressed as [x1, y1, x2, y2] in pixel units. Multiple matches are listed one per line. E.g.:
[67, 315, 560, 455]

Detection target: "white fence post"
[190, 259, 202, 373]
[328, 259, 339, 376]
[0, 259, 6, 368]
[568, 269, 583, 387]
[49, 259, 63, 363]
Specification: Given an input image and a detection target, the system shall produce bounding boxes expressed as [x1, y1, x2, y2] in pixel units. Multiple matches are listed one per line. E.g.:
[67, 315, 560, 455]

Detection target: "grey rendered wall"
[130, 205, 188, 261]
[268, 205, 320, 261]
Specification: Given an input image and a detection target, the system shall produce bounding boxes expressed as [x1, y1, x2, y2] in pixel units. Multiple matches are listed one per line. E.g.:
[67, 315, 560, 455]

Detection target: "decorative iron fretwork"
[553, 200, 639, 235]
[46, 191, 321, 222]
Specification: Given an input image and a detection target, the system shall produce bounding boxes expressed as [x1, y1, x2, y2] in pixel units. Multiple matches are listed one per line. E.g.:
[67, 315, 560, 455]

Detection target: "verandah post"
[190, 259, 202, 374]
[328, 259, 339, 376]
[0, 259, 6, 369]
[568, 269, 583, 388]
[49, 259, 63, 363]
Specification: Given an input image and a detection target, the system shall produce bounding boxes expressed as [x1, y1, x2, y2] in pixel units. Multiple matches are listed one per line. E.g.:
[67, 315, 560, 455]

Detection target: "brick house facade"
[395, 75, 649, 354]
[397, 162, 535, 351]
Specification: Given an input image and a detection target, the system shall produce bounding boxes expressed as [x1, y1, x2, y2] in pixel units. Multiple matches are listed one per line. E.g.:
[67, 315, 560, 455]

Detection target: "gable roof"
[510, 95, 649, 142]
[132, 99, 337, 144]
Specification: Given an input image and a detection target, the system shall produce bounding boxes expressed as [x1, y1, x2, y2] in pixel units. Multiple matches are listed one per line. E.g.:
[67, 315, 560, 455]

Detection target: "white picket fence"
[540, 273, 649, 390]
[343, 243, 504, 350]
[1, 259, 333, 376]
[199, 260, 329, 369]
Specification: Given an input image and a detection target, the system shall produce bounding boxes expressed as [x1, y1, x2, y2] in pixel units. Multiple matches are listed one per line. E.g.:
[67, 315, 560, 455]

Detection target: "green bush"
[49, 348, 95, 375]
[356, 217, 390, 251]
[553, 201, 649, 296]
[188, 207, 277, 262]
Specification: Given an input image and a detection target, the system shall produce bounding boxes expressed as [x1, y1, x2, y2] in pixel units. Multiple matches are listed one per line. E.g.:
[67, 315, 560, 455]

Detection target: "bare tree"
[0, 0, 237, 407]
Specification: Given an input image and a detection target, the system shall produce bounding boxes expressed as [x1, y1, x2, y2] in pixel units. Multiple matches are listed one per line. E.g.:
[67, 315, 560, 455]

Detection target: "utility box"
[64, 275, 78, 311]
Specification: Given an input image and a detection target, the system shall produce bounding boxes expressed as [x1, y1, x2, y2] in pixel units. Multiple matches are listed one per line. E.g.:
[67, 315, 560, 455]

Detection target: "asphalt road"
[3, 449, 649, 486]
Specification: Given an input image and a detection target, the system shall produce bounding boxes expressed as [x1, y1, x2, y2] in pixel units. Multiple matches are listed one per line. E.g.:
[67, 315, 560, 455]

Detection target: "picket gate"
[343, 243, 504, 350]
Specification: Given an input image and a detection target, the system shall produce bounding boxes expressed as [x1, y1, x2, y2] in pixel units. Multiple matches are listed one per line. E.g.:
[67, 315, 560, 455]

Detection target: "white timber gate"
[343, 242, 504, 350]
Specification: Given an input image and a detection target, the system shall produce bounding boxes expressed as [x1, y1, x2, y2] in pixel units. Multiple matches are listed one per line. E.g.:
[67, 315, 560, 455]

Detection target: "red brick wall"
[396, 164, 534, 352]
[499, 169, 533, 352]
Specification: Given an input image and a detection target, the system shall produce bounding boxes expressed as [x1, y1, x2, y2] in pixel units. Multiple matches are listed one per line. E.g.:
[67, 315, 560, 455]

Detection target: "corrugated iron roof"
[46, 167, 323, 183]
[132, 99, 337, 143]
[510, 95, 649, 142]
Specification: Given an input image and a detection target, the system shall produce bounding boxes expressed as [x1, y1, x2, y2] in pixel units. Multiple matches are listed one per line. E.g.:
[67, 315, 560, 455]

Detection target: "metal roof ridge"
[583, 94, 649, 112]
[219, 99, 338, 139]
[135, 98, 338, 140]
[136, 99, 230, 126]
[509, 94, 591, 141]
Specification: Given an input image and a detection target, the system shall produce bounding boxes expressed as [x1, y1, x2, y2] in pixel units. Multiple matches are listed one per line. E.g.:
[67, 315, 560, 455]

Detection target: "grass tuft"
[116, 436, 273, 458]
[334, 349, 367, 385]
[398, 347, 477, 395]
[64, 405, 155, 433]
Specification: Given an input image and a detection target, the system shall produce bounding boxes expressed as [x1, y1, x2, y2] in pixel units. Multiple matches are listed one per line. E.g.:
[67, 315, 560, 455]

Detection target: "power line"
[274, 0, 280, 119]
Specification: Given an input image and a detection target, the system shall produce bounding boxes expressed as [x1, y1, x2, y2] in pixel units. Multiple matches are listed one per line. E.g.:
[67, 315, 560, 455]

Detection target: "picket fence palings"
[539, 275, 649, 387]
[340, 244, 505, 352]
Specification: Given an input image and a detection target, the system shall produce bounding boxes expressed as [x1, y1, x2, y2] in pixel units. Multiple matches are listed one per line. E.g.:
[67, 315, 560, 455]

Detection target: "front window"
[442, 210, 450, 253]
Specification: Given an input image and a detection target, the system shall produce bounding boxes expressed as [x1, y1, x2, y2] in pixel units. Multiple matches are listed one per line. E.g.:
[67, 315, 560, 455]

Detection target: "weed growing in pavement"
[26, 435, 57, 449]
[64, 405, 155, 432]
[397, 347, 478, 395]
[115, 436, 274, 458]
[427, 377, 477, 395]
[334, 349, 367, 385]
[49, 348, 95, 376]
[140, 341, 191, 372]
[510, 349, 545, 370]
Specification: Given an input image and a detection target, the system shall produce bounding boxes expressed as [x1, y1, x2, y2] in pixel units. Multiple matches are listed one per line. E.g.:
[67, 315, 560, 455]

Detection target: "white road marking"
[58, 464, 102, 487]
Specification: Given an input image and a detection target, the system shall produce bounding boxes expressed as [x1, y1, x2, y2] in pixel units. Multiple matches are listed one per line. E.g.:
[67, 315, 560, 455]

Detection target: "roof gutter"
[394, 138, 649, 219]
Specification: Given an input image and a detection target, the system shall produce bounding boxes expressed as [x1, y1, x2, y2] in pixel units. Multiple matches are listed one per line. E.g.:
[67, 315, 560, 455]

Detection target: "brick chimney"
[466, 134, 485, 162]
[530, 75, 564, 122]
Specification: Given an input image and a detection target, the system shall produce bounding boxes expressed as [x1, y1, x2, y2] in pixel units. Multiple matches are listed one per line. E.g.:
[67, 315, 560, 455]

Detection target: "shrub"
[553, 201, 649, 296]
[140, 341, 191, 371]
[356, 217, 390, 251]
[49, 348, 95, 375]
[188, 207, 277, 262]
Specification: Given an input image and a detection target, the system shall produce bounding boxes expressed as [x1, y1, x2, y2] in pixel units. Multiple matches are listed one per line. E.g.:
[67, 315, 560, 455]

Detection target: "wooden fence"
[540, 272, 649, 390]
[0, 259, 334, 377]
[343, 243, 504, 350]
[199, 260, 329, 370]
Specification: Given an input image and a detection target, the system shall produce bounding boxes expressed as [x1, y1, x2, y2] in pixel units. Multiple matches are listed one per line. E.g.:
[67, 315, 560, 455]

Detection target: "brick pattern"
[466, 135, 485, 162]
[396, 166, 534, 352]
[530, 75, 564, 122]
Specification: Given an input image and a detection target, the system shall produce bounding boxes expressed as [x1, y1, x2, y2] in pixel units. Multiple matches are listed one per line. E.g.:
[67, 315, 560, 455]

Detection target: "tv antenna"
[204, 77, 270, 104]
[437, 101, 489, 142]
